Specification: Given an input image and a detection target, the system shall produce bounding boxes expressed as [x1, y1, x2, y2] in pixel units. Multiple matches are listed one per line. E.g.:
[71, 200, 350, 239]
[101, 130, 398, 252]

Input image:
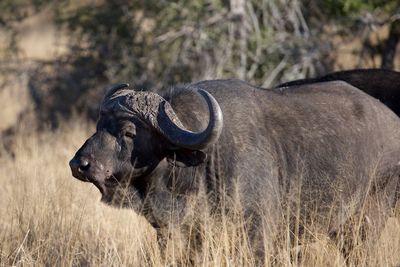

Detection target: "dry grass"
[0, 121, 399, 267]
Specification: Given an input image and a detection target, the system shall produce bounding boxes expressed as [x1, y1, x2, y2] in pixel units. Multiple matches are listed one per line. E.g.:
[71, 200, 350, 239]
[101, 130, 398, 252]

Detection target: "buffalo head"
[69, 84, 223, 209]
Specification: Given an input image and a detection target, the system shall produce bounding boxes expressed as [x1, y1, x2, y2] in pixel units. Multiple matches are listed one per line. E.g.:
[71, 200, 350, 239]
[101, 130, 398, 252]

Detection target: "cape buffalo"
[277, 68, 400, 116]
[70, 79, 400, 260]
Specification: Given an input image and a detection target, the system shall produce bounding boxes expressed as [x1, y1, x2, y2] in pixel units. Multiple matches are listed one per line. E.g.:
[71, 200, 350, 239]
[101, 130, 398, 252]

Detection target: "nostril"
[69, 157, 90, 174]
[79, 159, 90, 172]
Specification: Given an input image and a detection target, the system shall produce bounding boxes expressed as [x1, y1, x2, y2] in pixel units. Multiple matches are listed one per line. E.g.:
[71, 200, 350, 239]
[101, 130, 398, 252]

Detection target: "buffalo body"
[70, 79, 400, 256]
[278, 68, 400, 116]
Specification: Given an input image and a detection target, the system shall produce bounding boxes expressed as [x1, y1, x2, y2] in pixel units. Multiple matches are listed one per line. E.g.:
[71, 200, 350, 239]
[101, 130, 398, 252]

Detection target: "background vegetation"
[0, 0, 399, 266]
[1, 0, 399, 126]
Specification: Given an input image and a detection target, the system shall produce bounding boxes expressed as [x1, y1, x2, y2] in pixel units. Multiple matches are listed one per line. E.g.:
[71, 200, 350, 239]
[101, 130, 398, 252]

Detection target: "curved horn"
[157, 89, 223, 150]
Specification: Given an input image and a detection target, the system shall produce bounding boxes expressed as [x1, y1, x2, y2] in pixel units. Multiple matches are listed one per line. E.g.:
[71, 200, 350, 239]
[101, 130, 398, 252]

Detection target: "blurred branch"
[262, 56, 287, 88]
[246, 2, 262, 80]
[155, 26, 195, 43]
[230, 0, 247, 79]
[155, 11, 227, 43]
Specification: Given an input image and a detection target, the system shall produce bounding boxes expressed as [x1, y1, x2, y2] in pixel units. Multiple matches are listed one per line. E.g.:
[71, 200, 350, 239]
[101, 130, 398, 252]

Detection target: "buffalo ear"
[166, 149, 207, 167]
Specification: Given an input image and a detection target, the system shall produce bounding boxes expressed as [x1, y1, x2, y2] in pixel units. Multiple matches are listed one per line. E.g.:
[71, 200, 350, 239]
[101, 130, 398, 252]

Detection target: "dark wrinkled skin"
[70, 79, 400, 258]
[277, 68, 400, 116]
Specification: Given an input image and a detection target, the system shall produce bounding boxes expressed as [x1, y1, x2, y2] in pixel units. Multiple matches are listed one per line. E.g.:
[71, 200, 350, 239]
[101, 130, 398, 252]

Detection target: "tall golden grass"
[0, 120, 399, 266]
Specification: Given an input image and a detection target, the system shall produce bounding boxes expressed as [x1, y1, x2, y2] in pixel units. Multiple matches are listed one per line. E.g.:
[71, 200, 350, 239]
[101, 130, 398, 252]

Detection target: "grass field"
[0, 120, 399, 266]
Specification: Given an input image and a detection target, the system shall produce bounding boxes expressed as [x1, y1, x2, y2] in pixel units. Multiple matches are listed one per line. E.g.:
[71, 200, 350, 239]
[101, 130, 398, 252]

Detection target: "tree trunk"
[230, 0, 247, 79]
[381, 20, 400, 70]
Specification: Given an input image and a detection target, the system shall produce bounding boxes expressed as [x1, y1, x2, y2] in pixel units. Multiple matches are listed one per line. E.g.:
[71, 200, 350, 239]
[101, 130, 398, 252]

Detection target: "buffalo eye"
[124, 131, 136, 139]
[122, 126, 136, 139]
